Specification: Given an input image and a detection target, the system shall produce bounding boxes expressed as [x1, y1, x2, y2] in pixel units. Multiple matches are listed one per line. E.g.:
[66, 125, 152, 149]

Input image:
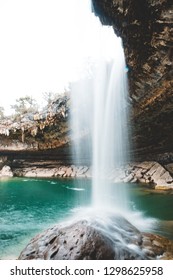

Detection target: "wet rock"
[135, 169, 143, 180]
[55, 170, 66, 177]
[24, 168, 37, 177]
[0, 165, 13, 177]
[155, 185, 173, 191]
[76, 166, 89, 176]
[84, 167, 92, 178]
[0, 156, 8, 169]
[131, 177, 138, 183]
[165, 163, 173, 176]
[142, 232, 173, 260]
[65, 167, 73, 177]
[127, 161, 173, 189]
[2, 159, 173, 190]
[112, 168, 125, 182]
[123, 173, 134, 183]
[18, 220, 116, 260]
[18, 217, 173, 260]
[151, 163, 167, 181]
[133, 162, 155, 171]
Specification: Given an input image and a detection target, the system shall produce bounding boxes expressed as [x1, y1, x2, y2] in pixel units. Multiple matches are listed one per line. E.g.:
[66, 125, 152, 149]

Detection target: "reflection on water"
[0, 178, 172, 259]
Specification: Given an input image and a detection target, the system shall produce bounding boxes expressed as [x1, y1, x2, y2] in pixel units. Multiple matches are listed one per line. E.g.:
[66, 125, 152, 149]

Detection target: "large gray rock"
[18, 216, 173, 260]
[18, 220, 116, 260]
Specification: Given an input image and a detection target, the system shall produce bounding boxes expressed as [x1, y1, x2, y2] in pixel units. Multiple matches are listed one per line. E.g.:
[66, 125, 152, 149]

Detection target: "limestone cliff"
[0, 1, 173, 166]
[92, 0, 173, 158]
[0, 95, 72, 166]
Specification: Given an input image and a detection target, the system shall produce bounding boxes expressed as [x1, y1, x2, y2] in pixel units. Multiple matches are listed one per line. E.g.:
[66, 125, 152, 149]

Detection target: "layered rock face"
[0, 93, 92, 167]
[0, 95, 73, 166]
[92, 0, 173, 158]
[0, 1, 172, 164]
[0, 95, 69, 152]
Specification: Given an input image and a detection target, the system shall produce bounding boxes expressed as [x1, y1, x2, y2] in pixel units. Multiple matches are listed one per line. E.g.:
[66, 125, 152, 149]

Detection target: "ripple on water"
[0, 178, 173, 259]
[65, 186, 85, 191]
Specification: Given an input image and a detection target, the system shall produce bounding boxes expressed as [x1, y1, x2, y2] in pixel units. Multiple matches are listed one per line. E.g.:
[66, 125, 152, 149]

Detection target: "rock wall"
[0, 95, 70, 152]
[92, 0, 173, 157]
[0, 1, 173, 164]
[0, 93, 92, 166]
[0, 94, 75, 166]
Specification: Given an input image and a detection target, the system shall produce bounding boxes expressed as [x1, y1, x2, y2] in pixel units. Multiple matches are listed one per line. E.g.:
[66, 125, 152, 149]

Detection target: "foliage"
[42, 91, 69, 107]
[11, 96, 38, 116]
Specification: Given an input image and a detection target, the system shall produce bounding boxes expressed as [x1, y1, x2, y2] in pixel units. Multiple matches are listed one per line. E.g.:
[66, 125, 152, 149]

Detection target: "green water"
[0, 178, 173, 259]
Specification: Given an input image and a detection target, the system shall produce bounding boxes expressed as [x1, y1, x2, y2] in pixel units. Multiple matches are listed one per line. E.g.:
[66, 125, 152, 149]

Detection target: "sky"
[0, 0, 92, 113]
[0, 0, 120, 114]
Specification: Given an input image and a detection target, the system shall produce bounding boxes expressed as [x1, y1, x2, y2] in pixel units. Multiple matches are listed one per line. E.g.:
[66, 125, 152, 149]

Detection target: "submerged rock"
[142, 232, 173, 260]
[18, 216, 173, 260]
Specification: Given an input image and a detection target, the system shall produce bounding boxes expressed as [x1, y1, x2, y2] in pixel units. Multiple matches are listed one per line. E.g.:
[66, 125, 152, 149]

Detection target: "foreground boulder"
[18, 217, 173, 260]
[18, 220, 115, 260]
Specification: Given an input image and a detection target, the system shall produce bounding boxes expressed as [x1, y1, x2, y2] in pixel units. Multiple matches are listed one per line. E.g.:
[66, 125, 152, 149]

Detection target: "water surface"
[0, 178, 172, 259]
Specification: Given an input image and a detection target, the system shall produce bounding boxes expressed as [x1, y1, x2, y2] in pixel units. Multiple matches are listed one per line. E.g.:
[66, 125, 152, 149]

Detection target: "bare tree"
[0, 106, 4, 119]
[42, 92, 58, 106]
[42, 91, 69, 107]
[11, 96, 38, 116]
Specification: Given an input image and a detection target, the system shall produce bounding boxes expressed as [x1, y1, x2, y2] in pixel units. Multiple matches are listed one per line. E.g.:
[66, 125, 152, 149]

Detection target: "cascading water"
[70, 0, 156, 257]
[92, 39, 129, 211]
[70, 0, 129, 213]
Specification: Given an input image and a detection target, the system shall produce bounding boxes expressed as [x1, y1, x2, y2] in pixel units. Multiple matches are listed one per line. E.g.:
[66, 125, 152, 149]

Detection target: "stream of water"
[69, 0, 163, 257]
[70, 0, 130, 212]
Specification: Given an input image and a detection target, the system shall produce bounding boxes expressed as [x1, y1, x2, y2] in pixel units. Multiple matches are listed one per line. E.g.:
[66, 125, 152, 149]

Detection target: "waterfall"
[70, 0, 129, 212]
[92, 40, 129, 211]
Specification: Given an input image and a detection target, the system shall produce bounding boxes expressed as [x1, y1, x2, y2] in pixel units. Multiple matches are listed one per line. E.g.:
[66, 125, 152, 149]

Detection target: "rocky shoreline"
[1, 160, 173, 190]
[1, 158, 173, 260]
[1, 159, 173, 261]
